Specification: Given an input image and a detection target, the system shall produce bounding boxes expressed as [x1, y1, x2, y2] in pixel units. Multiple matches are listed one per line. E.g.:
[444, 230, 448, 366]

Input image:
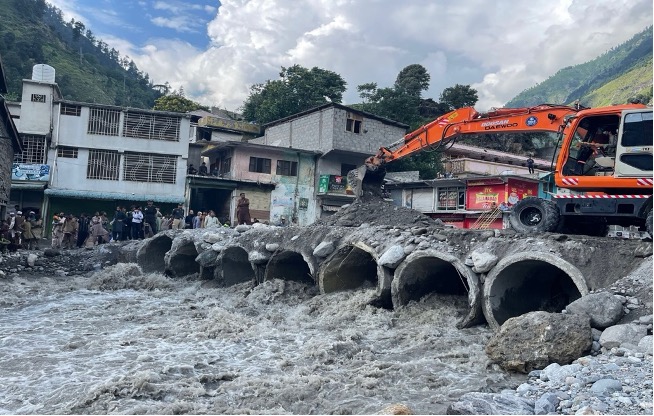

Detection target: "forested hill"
[507, 27, 653, 108]
[0, 0, 163, 108]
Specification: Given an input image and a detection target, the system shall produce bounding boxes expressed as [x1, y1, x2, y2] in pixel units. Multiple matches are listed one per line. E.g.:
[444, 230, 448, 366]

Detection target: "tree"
[241, 65, 346, 124]
[154, 93, 208, 113]
[439, 84, 479, 110]
[394, 64, 430, 97]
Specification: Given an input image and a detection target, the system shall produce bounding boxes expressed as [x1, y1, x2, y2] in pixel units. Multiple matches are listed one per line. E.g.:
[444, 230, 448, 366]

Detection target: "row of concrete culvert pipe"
[130, 226, 647, 331]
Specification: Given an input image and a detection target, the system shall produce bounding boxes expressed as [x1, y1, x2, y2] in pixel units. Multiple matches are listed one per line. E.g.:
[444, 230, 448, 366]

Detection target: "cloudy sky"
[47, 0, 652, 112]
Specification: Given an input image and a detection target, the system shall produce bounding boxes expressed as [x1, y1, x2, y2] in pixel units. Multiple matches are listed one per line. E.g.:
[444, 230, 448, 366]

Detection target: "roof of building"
[0, 96, 22, 152]
[262, 102, 410, 130]
[201, 140, 322, 157]
[54, 98, 191, 118]
[445, 143, 551, 169]
[44, 188, 184, 203]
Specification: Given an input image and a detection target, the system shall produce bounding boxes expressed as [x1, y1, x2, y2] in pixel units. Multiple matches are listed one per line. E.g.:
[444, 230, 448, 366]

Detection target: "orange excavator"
[356, 102, 653, 235]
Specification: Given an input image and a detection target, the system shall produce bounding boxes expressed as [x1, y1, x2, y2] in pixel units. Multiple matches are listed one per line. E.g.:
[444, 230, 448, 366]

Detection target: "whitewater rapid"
[0, 263, 519, 414]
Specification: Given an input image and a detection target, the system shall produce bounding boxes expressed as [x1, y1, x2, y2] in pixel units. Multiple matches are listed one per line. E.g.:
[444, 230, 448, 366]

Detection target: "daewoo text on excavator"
[353, 102, 653, 236]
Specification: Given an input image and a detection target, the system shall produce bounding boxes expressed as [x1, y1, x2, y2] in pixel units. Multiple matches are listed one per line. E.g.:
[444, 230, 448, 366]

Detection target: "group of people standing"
[1, 209, 43, 251]
[2, 193, 257, 252]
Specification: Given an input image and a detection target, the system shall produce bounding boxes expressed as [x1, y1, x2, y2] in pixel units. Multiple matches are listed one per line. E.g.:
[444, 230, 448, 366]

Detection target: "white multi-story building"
[8, 65, 190, 223]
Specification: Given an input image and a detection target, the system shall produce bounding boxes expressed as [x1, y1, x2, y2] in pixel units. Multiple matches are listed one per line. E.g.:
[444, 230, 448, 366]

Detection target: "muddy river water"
[0, 264, 522, 414]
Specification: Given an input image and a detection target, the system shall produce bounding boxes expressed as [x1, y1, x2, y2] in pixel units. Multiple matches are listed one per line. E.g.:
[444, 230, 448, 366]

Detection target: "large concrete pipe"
[264, 250, 314, 284]
[165, 238, 200, 277]
[391, 250, 483, 328]
[482, 252, 588, 331]
[215, 246, 255, 286]
[136, 233, 173, 273]
[318, 243, 393, 308]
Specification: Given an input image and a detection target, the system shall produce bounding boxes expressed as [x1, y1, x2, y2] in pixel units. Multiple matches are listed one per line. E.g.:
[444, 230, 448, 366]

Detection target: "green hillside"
[507, 27, 653, 107]
[0, 0, 163, 108]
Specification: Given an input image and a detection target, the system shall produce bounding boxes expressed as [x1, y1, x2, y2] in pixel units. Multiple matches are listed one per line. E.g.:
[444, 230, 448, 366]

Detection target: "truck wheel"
[509, 198, 560, 233]
[647, 208, 653, 237]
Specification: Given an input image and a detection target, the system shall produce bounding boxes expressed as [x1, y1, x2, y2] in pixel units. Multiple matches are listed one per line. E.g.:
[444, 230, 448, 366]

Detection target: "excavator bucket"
[348, 164, 387, 198]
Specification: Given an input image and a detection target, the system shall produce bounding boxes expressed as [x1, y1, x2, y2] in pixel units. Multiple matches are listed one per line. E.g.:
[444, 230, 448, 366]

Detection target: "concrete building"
[7, 65, 189, 226]
[251, 103, 408, 218]
[0, 54, 22, 217]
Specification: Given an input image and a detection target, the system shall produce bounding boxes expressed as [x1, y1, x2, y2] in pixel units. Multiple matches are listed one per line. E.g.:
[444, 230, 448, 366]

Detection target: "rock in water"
[485, 311, 592, 373]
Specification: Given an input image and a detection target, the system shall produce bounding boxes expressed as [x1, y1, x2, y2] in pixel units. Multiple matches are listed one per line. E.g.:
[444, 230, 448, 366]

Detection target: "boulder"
[313, 241, 335, 258]
[378, 245, 406, 268]
[485, 311, 592, 373]
[26, 253, 38, 267]
[470, 250, 498, 274]
[599, 323, 648, 349]
[235, 224, 250, 233]
[43, 248, 60, 257]
[446, 392, 534, 415]
[637, 335, 653, 355]
[195, 250, 219, 268]
[565, 292, 624, 329]
[265, 243, 280, 252]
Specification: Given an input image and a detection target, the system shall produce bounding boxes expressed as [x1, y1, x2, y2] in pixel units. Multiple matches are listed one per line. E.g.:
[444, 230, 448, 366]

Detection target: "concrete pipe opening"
[319, 244, 378, 294]
[264, 250, 314, 285]
[217, 246, 255, 286]
[391, 250, 482, 328]
[483, 252, 588, 331]
[166, 240, 200, 277]
[137, 234, 173, 273]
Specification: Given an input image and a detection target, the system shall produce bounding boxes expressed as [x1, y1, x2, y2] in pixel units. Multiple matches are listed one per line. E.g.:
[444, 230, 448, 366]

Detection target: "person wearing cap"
[278, 215, 288, 227]
[172, 203, 185, 230]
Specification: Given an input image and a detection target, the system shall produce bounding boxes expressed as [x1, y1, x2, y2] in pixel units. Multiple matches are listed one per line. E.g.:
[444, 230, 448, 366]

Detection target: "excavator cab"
[561, 115, 621, 176]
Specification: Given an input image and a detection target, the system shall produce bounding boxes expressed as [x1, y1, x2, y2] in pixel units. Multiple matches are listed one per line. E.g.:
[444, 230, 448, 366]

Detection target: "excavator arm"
[355, 104, 580, 195]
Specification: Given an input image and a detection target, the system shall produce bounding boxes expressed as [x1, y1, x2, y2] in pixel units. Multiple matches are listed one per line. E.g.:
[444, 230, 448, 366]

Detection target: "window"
[437, 187, 465, 211]
[87, 150, 120, 180]
[14, 135, 46, 164]
[341, 163, 357, 177]
[88, 108, 120, 136]
[249, 157, 271, 174]
[123, 152, 178, 184]
[57, 146, 78, 158]
[31, 94, 46, 103]
[60, 104, 81, 116]
[123, 112, 181, 141]
[346, 112, 363, 134]
[622, 111, 652, 147]
[221, 157, 232, 175]
[276, 160, 298, 176]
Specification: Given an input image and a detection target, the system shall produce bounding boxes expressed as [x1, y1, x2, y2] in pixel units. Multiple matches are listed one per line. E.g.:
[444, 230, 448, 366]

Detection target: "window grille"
[276, 160, 298, 176]
[14, 135, 46, 164]
[249, 157, 271, 174]
[31, 94, 46, 103]
[87, 149, 120, 180]
[60, 104, 81, 116]
[123, 112, 180, 141]
[57, 146, 79, 158]
[88, 108, 120, 136]
[123, 152, 177, 184]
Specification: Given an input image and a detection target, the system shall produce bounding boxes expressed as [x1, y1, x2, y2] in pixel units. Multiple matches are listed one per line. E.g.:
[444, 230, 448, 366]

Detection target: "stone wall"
[0, 136, 14, 211]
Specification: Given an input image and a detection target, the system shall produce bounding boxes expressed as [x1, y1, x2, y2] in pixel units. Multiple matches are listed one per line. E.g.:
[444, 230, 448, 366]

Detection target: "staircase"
[471, 208, 501, 229]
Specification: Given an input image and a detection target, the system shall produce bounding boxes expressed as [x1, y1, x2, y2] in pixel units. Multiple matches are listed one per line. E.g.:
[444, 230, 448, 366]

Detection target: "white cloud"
[49, 0, 653, 113]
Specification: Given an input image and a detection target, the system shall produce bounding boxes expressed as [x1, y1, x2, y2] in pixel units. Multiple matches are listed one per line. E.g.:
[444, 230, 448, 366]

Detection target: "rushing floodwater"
[0, 264, 521, 415]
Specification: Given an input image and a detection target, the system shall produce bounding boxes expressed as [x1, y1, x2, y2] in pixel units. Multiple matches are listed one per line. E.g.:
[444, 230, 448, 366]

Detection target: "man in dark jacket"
[172, 204, 185, 230]
[77, 213, 90, 248]
[185, 210, 195, 229]
[143, 200, 158, 235]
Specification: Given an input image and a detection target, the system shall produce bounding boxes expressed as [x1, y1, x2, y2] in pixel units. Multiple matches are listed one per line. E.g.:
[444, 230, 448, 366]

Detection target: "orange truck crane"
[358, 102, 653, 236]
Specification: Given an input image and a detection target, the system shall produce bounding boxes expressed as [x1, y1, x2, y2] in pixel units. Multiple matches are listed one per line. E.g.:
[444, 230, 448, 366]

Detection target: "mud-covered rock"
[565, 292, 625, 329]
[485, 311, 592, 373]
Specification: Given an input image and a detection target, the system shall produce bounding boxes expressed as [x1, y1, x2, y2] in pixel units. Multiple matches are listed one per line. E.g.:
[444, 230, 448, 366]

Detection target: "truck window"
[622, 111, 653, 147]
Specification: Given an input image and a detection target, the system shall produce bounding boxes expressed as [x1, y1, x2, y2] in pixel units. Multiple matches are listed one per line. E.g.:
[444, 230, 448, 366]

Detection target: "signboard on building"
[12, 164, 50, 181]
[318, 175, 354, 195]
[198, 116, 261, 134]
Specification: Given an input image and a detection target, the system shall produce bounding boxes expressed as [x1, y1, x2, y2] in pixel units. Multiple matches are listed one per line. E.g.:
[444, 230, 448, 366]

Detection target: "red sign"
[466, 183, 505, 210]
[506, 179, 538, 207]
